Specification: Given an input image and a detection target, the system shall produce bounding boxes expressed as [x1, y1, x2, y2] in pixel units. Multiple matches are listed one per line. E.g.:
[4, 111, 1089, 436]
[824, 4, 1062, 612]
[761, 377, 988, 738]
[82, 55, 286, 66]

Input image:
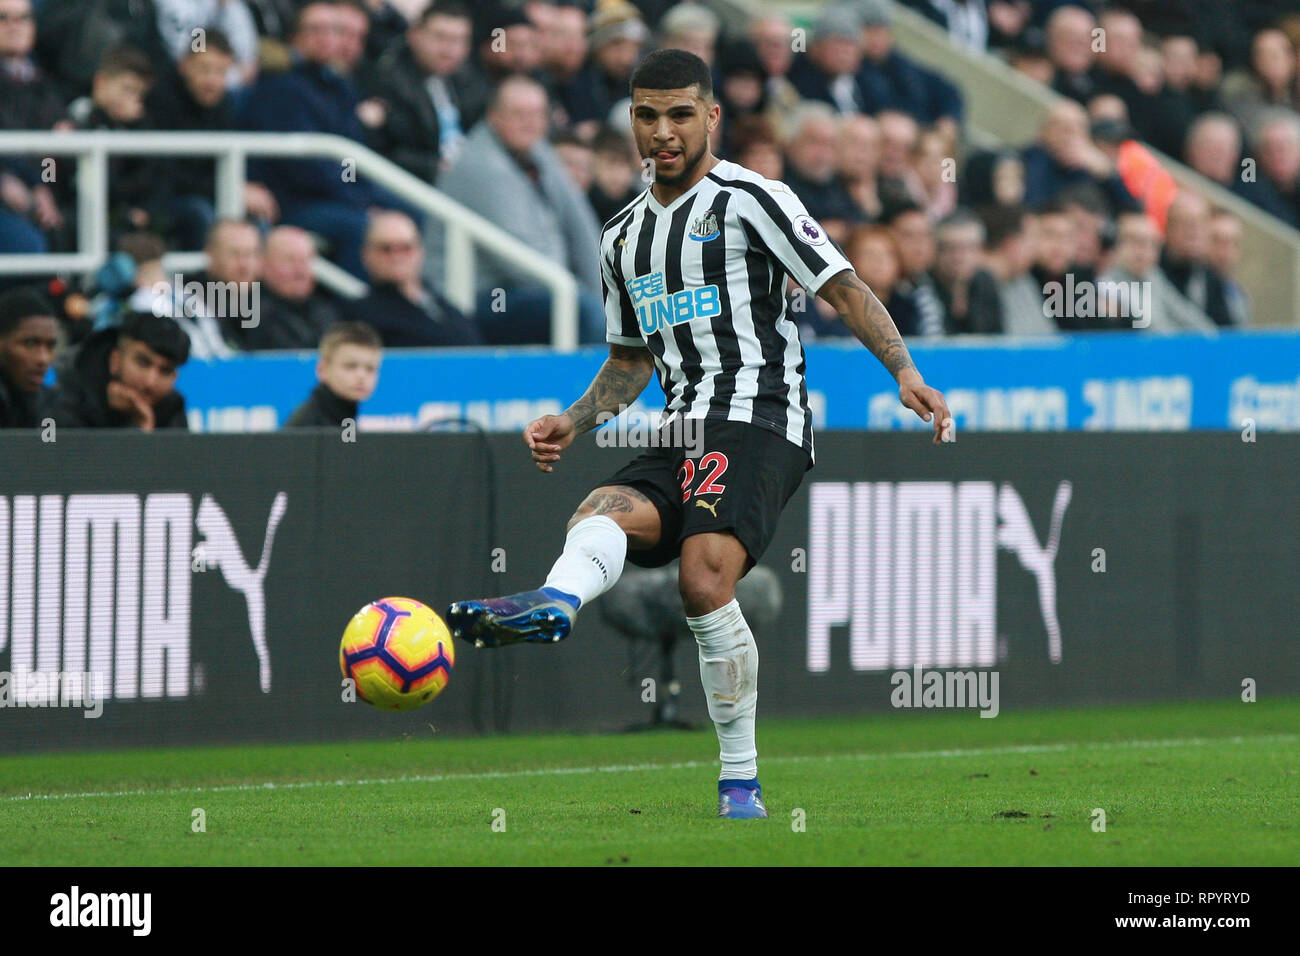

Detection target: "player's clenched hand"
[898, 371, 953, 445]
[524, 413, 576, 472]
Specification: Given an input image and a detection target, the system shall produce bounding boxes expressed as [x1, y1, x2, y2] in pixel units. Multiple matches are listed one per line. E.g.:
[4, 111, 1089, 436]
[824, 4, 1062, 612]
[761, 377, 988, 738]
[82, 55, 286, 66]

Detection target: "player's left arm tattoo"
[818, 269, 954, 444]
[817, 269, 917, 381]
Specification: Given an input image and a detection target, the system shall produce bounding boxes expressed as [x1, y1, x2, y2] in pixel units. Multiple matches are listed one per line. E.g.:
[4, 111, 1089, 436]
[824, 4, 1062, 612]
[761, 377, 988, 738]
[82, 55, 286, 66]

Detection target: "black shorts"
[593, 420, 812, 569]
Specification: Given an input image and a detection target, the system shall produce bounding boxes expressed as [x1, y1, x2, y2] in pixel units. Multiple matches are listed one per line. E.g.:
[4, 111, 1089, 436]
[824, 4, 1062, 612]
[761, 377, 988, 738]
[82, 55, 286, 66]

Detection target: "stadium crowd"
[2, 0, 1299, 430]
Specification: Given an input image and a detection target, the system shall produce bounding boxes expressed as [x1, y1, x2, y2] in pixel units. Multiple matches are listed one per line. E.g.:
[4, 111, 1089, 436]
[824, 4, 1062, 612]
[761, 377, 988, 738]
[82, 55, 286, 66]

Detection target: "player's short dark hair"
[320, 321, 382, 360]
[417, 0, 471, 25]
[629, 48, 713, 99]
[118, 313, 191, 366]
[97, 44, 154, 82]
[0, 287, 55, 336]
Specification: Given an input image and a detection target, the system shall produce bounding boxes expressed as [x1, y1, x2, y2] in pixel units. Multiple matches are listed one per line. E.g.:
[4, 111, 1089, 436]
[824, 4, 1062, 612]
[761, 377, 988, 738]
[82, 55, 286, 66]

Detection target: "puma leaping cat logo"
[195, 492, 288, 693]
[695, 498, 720, 517]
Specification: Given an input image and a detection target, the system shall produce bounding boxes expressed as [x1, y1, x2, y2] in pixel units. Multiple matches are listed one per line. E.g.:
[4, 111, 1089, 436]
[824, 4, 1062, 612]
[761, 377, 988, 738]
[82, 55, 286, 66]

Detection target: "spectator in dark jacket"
[1258, 111, 1300, 228]
[1022, 99, 1140, 215]
[1045, 4, 1101, 105]
[471, 4, 543, 85]
[798, 224, 918, 339]
[538, 1, 590, 131]
[284, 320, 381, 427]
[1141, 34, 1215, 159]
[148, 28, 280, 247]
[782, 103, 860, 245]
[346, 211, 480, 347]
[889, 203, 945, 337]
[43, 312, 191, 430]
[856, 0, 964, 136]
[1183, 112, 1296, 225]
[1031, 199, 1101, 331]
[239, 226, 341, 350]
[561, 1, 647, 135]
[1206, 208, 1250, 326]
[238, 1, 395, 278]
[787, 5, 880, 114]
[0, 0, 67, 255]
[1161, 191, 1236, 328]
[0, 286, 57, 428]
[931, 209, 1003, 334]
[363, 1, 481, 183]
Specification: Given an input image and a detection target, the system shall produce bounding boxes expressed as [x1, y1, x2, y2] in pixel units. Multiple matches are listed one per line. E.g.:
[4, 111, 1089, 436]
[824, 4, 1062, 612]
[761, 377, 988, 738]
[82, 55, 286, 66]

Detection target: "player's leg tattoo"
[573, 485, 653, 523]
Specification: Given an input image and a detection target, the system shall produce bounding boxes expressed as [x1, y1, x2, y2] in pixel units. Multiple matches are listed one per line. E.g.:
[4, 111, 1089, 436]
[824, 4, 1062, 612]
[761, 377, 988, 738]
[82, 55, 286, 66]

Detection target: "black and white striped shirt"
[601, 159, 852, 457]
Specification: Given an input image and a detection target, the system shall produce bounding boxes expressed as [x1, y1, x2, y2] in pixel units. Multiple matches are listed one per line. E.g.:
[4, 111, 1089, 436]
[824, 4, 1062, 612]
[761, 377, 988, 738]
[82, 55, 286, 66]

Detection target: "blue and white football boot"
[446, 587, 579, 648]
[717, 778, 768, 819]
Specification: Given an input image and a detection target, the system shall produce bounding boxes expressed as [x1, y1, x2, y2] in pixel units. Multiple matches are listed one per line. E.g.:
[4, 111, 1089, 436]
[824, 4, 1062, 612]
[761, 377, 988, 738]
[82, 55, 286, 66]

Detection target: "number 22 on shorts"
[678, 452, 729, 503]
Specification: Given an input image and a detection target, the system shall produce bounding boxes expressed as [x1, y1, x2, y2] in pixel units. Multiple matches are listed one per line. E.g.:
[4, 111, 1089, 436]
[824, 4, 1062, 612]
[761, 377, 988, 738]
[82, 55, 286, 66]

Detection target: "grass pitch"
[1, 698, 1296, 866]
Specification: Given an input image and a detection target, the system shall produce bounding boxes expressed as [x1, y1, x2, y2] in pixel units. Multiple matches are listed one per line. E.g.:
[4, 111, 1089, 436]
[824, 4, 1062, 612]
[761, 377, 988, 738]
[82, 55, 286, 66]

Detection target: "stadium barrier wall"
[176, 332, 1300, 434]
[1, 430, 1296, 754]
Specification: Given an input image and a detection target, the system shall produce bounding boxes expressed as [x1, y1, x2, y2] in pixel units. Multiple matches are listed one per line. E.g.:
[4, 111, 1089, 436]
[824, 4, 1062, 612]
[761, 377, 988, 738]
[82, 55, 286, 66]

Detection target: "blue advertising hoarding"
[176, 330, 1300, 433]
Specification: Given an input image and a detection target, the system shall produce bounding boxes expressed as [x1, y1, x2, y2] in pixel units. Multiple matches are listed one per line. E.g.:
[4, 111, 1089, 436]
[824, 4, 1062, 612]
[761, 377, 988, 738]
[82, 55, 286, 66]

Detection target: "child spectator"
[67, 44, 167, 236]
[284, 320, 381, 428]
[87, 231, 170, 333]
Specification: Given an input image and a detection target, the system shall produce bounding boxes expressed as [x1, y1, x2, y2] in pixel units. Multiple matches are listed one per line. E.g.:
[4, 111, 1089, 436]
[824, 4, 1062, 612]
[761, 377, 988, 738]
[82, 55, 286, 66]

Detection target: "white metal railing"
[0, 130, 579, 349]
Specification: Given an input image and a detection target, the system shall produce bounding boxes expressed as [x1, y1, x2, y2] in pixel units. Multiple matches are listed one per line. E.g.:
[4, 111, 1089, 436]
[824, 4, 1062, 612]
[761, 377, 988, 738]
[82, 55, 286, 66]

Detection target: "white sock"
[687, 599, 758, 781]
[542, 515, 627, 610]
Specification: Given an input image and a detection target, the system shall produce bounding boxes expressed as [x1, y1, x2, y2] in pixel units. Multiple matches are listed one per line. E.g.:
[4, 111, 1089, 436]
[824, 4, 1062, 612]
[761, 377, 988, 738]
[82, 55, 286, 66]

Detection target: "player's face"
[0, 315, 57, 393]
[630, 87, 719, 186]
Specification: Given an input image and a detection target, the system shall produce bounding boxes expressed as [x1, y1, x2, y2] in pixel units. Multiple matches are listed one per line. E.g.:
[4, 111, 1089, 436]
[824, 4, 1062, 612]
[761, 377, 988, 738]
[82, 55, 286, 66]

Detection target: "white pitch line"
[2, 732, 1295, 805]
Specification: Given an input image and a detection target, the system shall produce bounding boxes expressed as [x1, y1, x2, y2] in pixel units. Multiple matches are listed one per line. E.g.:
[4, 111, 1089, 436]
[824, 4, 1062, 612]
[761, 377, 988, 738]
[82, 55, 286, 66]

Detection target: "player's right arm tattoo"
[818, 269, 918, 380]
[564, 344, 654, 435]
